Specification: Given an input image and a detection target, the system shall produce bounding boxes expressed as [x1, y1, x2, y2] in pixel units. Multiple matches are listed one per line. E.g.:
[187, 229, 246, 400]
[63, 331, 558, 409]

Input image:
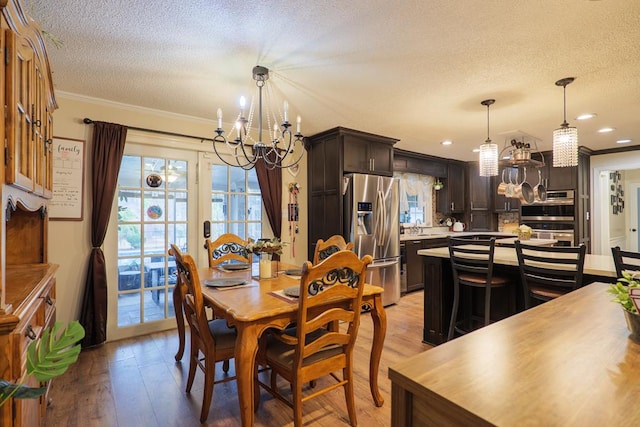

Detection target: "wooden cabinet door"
[547, 164, 577, 190]
[5, 30, 35, 192]
[469, 211, 492, 231]
[33, 58, 46, 196]
[405, 239, 424, 292]
[468, 162, 490, 210]
[42, 109, 54, 198]
[369, 141, 394, 176]
[448, 162, 465, 213]
[343, 137, 369, 174]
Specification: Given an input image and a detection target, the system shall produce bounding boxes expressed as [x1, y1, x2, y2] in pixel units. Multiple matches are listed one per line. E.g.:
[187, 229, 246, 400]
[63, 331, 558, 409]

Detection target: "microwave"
[520, 190, 575, 221]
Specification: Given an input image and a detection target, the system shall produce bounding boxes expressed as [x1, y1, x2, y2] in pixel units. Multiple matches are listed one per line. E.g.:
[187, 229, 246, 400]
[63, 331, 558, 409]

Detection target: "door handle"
[632, 228, 637, 232]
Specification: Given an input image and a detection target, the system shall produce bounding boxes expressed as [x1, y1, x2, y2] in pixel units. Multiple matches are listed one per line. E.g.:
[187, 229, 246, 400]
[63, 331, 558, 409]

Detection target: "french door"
[107, 143, 198, 340]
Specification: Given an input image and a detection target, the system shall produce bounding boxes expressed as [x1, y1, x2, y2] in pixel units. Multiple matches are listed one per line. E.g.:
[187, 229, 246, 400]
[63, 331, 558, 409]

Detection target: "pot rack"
[497, 131, 545, 169]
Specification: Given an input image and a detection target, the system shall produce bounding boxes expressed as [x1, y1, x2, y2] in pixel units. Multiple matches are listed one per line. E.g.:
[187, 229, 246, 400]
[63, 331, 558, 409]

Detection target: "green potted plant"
[433, 179, 444, 191]
[0, 321, 85, 407]
[607, 272, 640, 339]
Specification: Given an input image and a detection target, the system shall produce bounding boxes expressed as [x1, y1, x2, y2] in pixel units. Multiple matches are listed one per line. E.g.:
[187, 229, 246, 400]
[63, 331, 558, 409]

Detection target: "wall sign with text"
[49, 137, 85, 220]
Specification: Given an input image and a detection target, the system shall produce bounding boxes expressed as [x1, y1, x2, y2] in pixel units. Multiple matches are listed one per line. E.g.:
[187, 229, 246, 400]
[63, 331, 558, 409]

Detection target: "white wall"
[591, 150, 640, 255]
[50, 93, 308, 326]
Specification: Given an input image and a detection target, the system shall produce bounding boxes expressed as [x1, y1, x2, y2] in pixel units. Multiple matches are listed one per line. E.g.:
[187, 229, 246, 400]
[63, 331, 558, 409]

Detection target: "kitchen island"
[418, 245, 617, 345]
[389, 282, 640, 427]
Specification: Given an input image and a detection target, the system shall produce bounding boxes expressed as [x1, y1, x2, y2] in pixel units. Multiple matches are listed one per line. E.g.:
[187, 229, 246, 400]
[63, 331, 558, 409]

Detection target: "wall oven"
[520, 190, 576, 246]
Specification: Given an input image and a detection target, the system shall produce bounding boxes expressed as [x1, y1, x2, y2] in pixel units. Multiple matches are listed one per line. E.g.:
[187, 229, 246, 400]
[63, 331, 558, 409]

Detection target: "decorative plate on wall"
[146, 205, 163, 219]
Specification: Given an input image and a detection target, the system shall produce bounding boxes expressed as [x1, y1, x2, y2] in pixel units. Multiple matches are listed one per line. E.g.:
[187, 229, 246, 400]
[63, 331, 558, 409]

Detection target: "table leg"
[173, 284, 186, 361]
[235, 324, 260, 427]
[369, 294, 387, 406]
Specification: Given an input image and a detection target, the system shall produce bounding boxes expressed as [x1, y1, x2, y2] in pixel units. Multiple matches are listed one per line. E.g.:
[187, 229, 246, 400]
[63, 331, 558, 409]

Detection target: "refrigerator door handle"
[376, 189, 386, 247]
[369, 259, 398, 269]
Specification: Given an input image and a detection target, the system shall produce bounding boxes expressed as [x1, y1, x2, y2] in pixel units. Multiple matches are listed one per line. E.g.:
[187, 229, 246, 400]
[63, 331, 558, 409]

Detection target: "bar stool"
[447, 237, 512, 341]
[611, 246, 640, 277]
[515, 240, 586, 309]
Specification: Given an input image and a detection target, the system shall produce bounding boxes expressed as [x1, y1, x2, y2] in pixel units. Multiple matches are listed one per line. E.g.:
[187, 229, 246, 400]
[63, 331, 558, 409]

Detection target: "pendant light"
[479, 99, 498, 176]
[552, 77, 578, 167]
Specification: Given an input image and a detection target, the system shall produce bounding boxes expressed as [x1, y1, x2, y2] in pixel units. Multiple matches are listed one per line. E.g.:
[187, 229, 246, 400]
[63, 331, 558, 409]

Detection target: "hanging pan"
[514, 167, 534, 204]
[534, 169, 547, 202]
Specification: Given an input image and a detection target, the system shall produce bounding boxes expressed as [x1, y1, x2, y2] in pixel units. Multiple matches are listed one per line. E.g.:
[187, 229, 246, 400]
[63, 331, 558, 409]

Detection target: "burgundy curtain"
[79, 122, 127, 348]
[255, 159, 282, 260]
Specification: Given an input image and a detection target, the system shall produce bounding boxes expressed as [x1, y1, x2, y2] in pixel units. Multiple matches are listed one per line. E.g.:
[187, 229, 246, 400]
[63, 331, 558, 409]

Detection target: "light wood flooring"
[45, 291, 431, 427]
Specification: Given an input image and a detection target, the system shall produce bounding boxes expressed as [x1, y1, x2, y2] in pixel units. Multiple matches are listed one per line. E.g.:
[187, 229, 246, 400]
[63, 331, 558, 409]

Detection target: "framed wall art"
[49, 137, 85, 220]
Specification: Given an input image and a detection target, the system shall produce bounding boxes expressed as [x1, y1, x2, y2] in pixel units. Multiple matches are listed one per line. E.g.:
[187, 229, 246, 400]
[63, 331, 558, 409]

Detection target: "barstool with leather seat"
[447, 237, 512, 341]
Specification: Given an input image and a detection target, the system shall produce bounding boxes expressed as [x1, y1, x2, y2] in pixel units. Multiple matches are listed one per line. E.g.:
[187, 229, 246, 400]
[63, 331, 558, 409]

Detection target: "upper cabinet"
[393, 148, 448, 177]
[4, 21, 56, 198]
[437, 161, 465, 214]
[342, 130, 397, 176]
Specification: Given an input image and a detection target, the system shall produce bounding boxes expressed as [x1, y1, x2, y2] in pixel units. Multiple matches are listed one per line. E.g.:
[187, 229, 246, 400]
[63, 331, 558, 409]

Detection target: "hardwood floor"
[45, 291, 431, 427]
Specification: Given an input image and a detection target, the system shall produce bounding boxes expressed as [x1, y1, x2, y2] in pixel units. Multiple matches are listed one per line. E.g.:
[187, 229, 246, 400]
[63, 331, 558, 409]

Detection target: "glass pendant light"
[552, 77, 578, 167]
[479, 99, 498, 176]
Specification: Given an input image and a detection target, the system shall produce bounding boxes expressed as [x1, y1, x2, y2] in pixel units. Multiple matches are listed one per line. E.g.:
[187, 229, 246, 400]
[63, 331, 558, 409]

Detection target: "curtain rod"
[82, 118, 214, 142]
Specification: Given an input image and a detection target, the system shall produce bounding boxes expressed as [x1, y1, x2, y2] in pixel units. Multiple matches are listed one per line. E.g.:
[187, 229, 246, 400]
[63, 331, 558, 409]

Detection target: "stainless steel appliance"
[521, 190, 576, 246]
[344, 173, 400, 306]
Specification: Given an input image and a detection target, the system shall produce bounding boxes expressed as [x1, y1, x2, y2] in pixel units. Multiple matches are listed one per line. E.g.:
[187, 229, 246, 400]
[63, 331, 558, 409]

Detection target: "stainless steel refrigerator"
[343, 173, 400, 306]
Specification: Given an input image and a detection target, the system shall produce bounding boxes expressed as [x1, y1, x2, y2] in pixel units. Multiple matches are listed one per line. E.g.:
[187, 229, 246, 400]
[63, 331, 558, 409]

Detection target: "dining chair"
[611, 246, 640, 278]
[170, 244, 237, 423]
[206, 232, 252, 267]
[258, 250, 373, 426]
[447, 237, 513, 341]
[515, 240, 586, 309]
[312, 235, 354, 264]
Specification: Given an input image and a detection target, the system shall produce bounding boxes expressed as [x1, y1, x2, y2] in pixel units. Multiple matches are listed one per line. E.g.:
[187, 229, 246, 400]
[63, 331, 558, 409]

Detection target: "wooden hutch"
[0, 0, 58, 425]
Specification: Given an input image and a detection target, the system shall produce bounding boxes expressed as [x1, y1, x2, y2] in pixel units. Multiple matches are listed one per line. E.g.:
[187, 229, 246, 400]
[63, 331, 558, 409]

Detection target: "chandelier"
[552, 77, 578, 167]
[479, 99, 498, 176]
[212, 66, 305, 170]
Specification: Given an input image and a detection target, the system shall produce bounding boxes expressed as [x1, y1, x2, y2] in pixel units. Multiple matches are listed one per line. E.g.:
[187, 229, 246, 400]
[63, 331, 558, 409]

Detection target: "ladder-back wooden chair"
[259, 250, 372, 426]
[515, 240, 586, 309]
[611, 246, 640, 278]
[206, 232, 252, 267]
[170, 244, 237, 423]
[313, 235, 354, 265]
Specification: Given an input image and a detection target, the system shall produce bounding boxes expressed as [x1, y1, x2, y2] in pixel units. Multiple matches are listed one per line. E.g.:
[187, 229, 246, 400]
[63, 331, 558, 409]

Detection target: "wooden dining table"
[175, 261, 387, 426]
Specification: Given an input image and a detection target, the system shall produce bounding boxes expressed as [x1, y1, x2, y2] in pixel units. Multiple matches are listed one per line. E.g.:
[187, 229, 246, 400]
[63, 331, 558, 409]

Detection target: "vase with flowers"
[246, 237, 286, 279]
[607, 271, 640, 339]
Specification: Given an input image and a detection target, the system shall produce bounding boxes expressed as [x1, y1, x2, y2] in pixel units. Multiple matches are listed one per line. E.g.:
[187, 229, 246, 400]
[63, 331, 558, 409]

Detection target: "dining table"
[174, 260, 387, 426]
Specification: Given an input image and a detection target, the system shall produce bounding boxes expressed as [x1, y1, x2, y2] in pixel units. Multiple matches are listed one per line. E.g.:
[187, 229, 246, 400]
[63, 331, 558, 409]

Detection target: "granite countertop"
[417, 246, 617, 278]
[400, 231, 516, 242]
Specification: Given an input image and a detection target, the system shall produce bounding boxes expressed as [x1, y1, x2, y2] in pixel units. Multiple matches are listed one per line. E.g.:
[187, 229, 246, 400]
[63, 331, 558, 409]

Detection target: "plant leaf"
[0, 380, 47, 400]
[27, 321, 85, 382]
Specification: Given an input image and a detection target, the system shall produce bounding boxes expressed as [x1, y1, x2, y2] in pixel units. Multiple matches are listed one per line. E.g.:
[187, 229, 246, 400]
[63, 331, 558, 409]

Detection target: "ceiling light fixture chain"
[212, 65, 304, 170]
[552, 77, 578, 168]
[479, 98, 498, 177]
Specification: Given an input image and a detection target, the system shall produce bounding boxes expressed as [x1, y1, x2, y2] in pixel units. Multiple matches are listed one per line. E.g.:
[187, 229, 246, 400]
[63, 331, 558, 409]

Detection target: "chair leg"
[292, 379, 303, 427]
[185, 341, 198, 393]
[173, 286, 186, 361]
[447, 280, 460, 341]
[222, 359, 230, 373]
[200, 354, 215, 423]
[343, 365, 357, 426]
[484, 285, 492, 327]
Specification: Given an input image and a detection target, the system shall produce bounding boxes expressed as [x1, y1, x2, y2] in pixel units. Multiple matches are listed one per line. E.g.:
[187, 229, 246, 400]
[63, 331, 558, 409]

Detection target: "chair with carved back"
[206, 232, 252, 267]
[170, 244, 237, 423]
[515, 240, 586, 309]
[313, 235, 354, 265]
[258, 250, 373, 426]
[611, 246, 640, 278]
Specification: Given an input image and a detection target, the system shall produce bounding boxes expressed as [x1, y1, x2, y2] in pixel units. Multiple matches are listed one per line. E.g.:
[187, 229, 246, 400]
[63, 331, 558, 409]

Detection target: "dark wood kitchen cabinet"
[306, 127, 398, 259]
[406, 237, 448, 292]
[437, 161, 465, 214]
[393, 149, 448, 178]
[467, 162, 492, 231]
[342, 131, 396, 176]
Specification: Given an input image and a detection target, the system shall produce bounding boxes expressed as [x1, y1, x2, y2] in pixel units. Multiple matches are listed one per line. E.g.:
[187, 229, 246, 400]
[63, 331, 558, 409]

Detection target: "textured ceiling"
[31, 0, 640, 161]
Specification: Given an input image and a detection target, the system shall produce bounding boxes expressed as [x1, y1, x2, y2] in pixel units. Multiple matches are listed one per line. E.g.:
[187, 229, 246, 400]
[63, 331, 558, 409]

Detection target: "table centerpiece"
[246, 237, 286, 279]
[607, 271, 640, 340]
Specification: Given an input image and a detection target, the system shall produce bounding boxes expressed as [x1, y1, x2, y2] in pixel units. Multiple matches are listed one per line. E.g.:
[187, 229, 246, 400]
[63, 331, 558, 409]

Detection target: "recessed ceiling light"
[441, 140, 453, 146]
[598, 127, 616, 133]
[576, 113, 597, 120]
[472, 148, 480, 153]
[616, 139, 632, 144]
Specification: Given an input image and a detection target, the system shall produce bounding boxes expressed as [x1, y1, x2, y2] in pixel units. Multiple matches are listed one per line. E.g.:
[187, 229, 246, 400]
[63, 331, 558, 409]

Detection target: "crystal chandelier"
[552, 77, 578, 167]
[479, 99, 498, 176]
[213, 66, 304, 170]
